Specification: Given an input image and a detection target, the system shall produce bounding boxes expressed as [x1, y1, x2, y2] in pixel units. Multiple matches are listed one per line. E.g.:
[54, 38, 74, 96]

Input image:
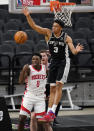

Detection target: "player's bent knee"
[56, 81, 63, 88]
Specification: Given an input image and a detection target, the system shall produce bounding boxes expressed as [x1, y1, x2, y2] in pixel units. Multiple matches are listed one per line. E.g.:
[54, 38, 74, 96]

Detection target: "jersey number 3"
[54, 47, 58, 53]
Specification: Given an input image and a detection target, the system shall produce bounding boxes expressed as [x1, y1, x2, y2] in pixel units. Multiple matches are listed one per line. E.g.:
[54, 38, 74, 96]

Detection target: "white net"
[53, 3, 76, 27]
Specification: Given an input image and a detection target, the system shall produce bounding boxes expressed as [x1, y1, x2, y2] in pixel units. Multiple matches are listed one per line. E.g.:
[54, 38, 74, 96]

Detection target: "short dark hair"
[54, 19, 65, 28]
[40, 50, 47, 54]
[32, 53, 42, 59]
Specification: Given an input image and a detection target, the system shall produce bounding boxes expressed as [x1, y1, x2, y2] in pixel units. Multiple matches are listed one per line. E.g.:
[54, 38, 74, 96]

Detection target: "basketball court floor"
[10, 107, 94, 131]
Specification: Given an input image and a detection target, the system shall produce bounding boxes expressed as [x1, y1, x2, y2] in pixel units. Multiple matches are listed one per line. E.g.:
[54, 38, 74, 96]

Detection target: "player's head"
[32, 53, 42, 66]
[40, 50, 48, 65]
[54, 19, 64, 28]
[52, 20, 64, 34]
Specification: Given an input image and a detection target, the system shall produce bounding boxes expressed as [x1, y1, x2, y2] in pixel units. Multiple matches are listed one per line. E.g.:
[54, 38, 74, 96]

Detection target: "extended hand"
[76, 43, 84, 53]
[54, 2, 62, 12]
[22, 6, 30, 16]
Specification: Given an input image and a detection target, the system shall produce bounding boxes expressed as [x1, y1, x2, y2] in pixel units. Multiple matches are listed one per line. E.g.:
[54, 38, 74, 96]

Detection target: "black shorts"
[47, 58, 70, 85]
[45, 84, 50, 97]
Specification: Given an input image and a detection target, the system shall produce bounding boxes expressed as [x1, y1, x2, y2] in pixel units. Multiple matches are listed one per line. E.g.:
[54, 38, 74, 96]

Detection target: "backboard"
[9, 0, 94, 13]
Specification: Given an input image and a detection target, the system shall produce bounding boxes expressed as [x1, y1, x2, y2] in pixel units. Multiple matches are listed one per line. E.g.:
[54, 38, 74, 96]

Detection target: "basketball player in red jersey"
[23, 7, 83, 122]
[18, 53, 47, 131]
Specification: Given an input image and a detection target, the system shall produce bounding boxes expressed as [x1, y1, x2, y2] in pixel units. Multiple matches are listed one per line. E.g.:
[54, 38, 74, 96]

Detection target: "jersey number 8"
[36, 81, 40, 88]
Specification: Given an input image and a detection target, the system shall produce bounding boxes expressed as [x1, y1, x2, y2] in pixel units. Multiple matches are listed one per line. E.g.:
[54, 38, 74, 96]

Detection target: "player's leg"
[46, 83, 61, 116]
[39, 59, 70, 122]
[43, 82, 62, 123]
[53, 81, 63, 105]
[18, 115, 27, 131]
[30, 98, 46, 131]
[47, 61, 58, 113]
[30, 98, 53, 131]
[46, 62, 63, 116]
[43, 123, 53, 131]
[37, 122, 45, 131]
[45, 85, 61, 122]
[30, 112, 38, 131]
[49, 81, 62, 119]
[38, 63, 57, 122]
[48, 85, 56, 111]
[45, 83, 57, 113]
[53, 101, 62, 125]
[46, 84, 61, 125]
[18, 95, 33, 131]
[51, 83, 62, 125]
[52, 58, 70, 112]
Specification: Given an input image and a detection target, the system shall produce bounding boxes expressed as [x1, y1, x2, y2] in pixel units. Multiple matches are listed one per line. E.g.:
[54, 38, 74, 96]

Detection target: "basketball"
[14, 31, 28, 44]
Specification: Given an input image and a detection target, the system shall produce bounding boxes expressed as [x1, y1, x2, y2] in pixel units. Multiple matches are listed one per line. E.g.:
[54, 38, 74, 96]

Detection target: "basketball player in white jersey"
[30, 50, 53, 131]
[23, 7, 83, 122]
[18, 53, 47, 131]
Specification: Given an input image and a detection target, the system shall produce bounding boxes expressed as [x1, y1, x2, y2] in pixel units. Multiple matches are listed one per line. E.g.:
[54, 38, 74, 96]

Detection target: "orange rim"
[50, 1, 76, 12]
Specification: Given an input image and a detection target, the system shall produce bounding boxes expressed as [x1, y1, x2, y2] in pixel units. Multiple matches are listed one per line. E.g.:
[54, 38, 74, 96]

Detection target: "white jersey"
[25, 64, 46, 97]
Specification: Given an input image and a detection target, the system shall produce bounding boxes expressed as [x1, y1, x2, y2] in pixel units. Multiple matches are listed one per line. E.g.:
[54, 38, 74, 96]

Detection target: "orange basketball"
[14, 31, 28, 44]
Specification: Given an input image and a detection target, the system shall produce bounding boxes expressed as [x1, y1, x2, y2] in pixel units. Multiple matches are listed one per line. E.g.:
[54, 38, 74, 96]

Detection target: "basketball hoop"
[50, 1, 76, 12]
[50, 1, 76, 27]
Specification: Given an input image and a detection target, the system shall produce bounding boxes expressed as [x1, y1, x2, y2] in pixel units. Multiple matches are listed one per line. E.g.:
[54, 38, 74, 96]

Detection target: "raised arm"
[66, 35, 84, 55]
[19, 64, 30, 84]
[22, 7, 51, 36]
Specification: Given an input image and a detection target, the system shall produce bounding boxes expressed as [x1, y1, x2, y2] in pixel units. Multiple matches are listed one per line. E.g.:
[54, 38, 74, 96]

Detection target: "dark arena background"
[0, 0, 94, 131]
